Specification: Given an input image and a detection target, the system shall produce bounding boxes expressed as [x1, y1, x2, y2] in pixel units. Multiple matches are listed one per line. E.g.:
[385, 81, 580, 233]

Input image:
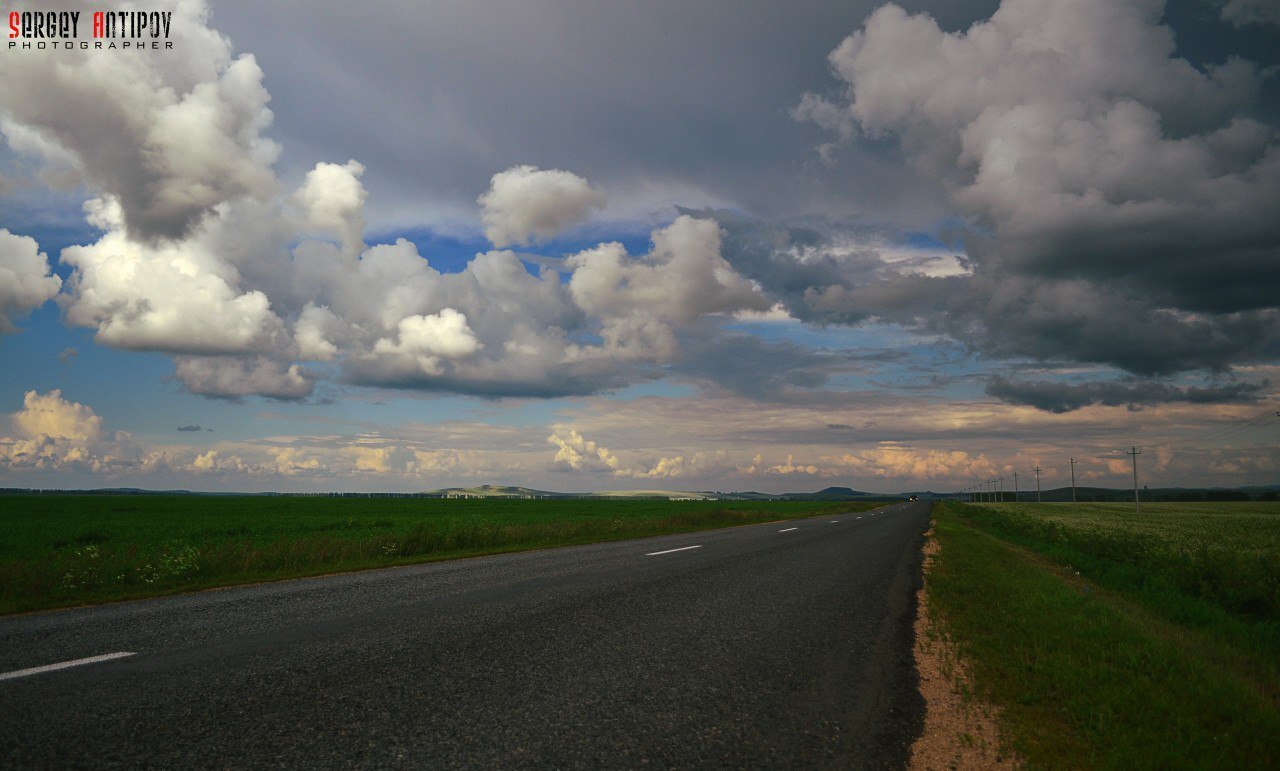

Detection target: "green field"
[0, 495, 869, 615]
[927, 501, 1280, 767]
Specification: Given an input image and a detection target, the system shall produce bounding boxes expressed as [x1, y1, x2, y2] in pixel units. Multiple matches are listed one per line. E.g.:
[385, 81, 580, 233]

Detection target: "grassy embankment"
[0, 495, 872, 615]
[926, 501, 1280, 767]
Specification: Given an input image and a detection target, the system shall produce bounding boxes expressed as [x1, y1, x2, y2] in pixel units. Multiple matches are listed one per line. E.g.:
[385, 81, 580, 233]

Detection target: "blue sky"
[1, 0, 1278, 492]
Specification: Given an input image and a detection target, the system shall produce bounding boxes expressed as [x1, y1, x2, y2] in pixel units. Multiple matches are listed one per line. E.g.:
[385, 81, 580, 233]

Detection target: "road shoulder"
[908, 524, 1018, 770]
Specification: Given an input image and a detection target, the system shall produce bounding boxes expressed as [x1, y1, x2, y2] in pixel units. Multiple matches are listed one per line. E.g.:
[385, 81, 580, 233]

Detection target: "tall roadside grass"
[927, 501, 1280, 767]
[0, 495, 870, 614]
[964, 502, 1280, 618]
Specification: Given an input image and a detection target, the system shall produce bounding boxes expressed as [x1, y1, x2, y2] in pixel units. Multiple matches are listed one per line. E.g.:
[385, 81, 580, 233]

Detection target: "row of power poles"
[957, 447, 1143, 513]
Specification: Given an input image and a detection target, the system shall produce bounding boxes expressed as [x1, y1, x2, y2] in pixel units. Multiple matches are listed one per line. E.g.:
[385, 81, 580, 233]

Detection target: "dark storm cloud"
[807, 271, 1280, 375]
[673, 331, 844, 402]
[670, 326, 924, 406]
[986, 376, 1269, 413]
[778, 0, 1280, 378]
[206, 0, 989, 228]
[699, 198, 1280, 374]
[341, 357, 651, 400]
[675, 206, 878, 322]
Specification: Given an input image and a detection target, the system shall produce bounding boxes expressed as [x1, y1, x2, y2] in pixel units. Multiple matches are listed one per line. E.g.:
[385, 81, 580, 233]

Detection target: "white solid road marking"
[0, 651, 136, 682]
[779, 527, 798, 532]
[646, 545, 703, 557]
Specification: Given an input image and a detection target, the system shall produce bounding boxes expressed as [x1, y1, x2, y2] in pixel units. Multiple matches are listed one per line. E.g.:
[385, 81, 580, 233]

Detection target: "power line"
[953, 409, 1277, 502]
[1154, 408, 1280, 451]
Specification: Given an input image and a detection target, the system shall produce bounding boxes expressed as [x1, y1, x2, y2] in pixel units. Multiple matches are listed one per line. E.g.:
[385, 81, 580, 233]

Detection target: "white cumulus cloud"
[10, 390, 103, 442]
[567, 215, 770, 360]
[60, 198, 287, 355]
[547, 429, 620, 472]
[371, 308, 482, 376]
[0, 0, 278, 242]
[295, 159, 367, 256]
[0, 229, 61, 333]
[479, 165, 605, 247]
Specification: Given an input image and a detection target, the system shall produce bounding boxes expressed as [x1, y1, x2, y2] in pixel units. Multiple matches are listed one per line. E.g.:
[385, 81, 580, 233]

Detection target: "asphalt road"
[0, 500, 931, 769]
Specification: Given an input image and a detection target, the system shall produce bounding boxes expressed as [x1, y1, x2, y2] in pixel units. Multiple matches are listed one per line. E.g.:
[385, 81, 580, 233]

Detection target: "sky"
[1, 0, 1278, 493]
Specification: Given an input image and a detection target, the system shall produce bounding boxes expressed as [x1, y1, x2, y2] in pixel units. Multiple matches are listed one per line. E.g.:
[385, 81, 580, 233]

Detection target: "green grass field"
[0, 495, 869, 615]
[928, 501, 1280, 767]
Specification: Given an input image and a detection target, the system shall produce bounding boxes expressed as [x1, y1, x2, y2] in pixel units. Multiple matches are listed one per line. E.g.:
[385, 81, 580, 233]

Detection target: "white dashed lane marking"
[645, 545, 703, 557]
[0, 652, 136, 682]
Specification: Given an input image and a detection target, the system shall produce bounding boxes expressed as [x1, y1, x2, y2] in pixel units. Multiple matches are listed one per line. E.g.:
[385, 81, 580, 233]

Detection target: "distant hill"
[775, 486, 888, 501]
[421, 485, 575, 499]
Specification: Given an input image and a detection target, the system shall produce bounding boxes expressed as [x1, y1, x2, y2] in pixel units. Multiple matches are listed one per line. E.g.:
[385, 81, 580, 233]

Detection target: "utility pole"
[1013, 470, 1019, 502]
[1068, 458, 1077, 503]
[998, 475, 1004, 503]
[1127, 446, 1142, 514]
[1034, 466, 1042, 503]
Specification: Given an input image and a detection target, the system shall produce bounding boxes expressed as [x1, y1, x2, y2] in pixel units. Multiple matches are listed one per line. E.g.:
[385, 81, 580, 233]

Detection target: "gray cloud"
[673, 329, 849, 403]
[676, 206, 875, 323]
[204, 0, 966, 230]
[986, 375, 1269, 413]
[807, 271, 1280, 375]
[174, 356, 316, 401]
[5, 0, 1278, 409]
[0, 0, 278, 242]
[2, 2, 793, 402]
[1213, 0, 1280, 29]
[176, 425, 204, 432]
[790, 0, 1280, 376]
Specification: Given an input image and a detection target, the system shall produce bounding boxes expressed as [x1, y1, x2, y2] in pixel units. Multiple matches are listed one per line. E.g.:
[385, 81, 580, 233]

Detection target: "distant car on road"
[908, 495, 918, 501]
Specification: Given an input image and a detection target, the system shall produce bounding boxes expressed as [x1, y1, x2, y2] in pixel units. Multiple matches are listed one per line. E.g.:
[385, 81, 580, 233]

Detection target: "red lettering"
[9, 11, 19, 39]
[93, 12, 104, 38]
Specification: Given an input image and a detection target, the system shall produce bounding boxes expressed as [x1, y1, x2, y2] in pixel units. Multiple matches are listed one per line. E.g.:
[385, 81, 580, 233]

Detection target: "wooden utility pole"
[1069, 457, 1077, 503]
[1127, 446, 1142, 514]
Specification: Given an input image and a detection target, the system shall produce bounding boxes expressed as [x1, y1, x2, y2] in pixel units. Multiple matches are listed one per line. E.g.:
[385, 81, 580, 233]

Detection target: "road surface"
[0, 500, 931, 768]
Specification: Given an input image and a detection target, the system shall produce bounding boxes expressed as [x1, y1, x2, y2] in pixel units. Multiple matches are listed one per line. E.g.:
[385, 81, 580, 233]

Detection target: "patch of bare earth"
[908, 528, 1020, 770]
